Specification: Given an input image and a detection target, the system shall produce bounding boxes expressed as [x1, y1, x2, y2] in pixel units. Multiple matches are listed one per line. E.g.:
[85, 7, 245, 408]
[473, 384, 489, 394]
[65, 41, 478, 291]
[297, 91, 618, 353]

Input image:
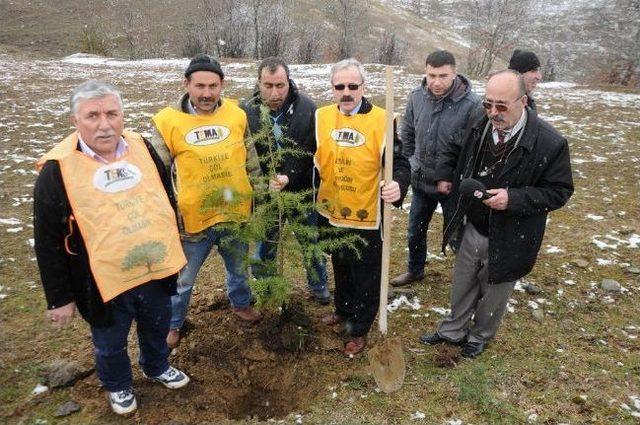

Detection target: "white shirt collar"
[492, 109, 527, 144]
[78, 135, 128, 164]
[339, 99, 363, 116]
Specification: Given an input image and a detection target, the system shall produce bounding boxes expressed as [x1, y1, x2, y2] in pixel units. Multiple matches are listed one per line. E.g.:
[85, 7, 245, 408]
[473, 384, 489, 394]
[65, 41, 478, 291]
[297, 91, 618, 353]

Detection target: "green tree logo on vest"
[356, 209, 369, 221]
[186, 125, 231, 146]
[121, 241, 168, 278]
[330, 128, 365, 147]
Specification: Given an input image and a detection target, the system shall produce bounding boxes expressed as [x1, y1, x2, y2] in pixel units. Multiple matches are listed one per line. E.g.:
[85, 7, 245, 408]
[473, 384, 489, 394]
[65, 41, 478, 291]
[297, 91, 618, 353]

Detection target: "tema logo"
[186, 125, 231, 146]
[93, 161, 142, 193]
[330, 128, 365, 147]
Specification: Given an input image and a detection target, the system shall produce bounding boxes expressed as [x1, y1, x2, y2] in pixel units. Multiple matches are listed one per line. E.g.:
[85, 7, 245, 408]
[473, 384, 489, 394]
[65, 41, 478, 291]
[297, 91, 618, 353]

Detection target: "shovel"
[367, 65, 406, 394]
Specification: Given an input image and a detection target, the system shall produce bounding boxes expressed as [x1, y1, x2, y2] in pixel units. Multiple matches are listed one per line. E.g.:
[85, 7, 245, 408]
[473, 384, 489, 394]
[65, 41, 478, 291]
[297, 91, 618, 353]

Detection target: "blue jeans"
[407, 189, 442, 276]
[170, 226, 251, 330]
[90, 279, 171, 392]
[251, 210, 329, 299]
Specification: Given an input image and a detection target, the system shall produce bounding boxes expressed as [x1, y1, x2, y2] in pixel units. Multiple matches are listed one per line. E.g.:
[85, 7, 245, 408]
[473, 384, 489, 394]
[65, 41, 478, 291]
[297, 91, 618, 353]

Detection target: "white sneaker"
[144, 366, 190, 389]
[108, 388, 137, 415]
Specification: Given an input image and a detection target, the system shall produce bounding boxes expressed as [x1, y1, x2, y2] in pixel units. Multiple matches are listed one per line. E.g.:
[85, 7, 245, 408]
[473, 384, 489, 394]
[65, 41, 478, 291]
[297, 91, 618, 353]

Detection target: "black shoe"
[390, 272, 424, 287]
[460, 341, 486, 358]
[419, 332, 454, 346]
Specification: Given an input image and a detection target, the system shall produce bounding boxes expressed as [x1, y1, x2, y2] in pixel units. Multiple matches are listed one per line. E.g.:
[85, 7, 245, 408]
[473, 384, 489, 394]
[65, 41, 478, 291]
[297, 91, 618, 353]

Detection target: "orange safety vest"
[314, 104, 387, 230]
[36, 131, 186, 302]
[152, 101, 253, 234]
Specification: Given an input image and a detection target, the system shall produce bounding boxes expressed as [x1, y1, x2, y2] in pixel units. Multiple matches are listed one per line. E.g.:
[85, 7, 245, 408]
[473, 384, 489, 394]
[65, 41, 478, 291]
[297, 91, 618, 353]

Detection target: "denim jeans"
[170, 226, 251, 330]
[407, 189, 442, 275]
[251, 210, 329, 299]
[90, 279, 171, 392]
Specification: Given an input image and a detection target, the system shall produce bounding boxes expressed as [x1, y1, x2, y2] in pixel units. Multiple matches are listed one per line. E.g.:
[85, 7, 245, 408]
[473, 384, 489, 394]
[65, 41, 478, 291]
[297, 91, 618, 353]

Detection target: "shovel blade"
[367, 336, 406, 393]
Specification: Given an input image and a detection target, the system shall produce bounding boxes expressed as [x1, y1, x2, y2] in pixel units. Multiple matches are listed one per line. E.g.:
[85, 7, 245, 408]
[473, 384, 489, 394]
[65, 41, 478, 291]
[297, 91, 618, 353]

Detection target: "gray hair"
[330, 58, 366, 84]
[70, 80, 123, 114]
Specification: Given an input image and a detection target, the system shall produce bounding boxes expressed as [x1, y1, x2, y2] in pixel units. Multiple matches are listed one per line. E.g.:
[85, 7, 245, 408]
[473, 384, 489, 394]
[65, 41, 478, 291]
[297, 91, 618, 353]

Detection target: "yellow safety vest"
[152, 101, 253, 234]
[314, 104, 387, 230]
[36, 131, 186, 302]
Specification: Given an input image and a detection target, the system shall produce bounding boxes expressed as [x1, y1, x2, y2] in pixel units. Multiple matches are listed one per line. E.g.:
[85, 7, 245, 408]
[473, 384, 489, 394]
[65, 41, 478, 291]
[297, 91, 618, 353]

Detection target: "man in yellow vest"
[150, 54, 262, 349]
[314, 59, 410, 356]
[34, 80, 190, 416]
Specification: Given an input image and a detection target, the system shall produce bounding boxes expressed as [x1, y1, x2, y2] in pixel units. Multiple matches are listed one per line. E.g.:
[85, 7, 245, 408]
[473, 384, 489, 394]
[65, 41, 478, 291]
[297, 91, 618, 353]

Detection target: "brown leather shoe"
[166, 329, 180, 349]
[321, 313, 344, 326]
[232, 306, 262, 322]
[343, 336, 367, 356]
[390, 272, 424, 287]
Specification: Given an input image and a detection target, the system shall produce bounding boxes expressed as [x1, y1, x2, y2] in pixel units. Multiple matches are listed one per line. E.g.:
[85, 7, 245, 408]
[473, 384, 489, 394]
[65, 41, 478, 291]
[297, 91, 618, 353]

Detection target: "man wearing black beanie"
[149, 54, 263, 350]
[508, 49, 542, 111]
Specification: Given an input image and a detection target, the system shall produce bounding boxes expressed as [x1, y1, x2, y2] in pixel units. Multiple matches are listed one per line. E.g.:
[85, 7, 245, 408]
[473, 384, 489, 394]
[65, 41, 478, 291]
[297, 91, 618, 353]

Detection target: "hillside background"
[0, 0, 638, 86]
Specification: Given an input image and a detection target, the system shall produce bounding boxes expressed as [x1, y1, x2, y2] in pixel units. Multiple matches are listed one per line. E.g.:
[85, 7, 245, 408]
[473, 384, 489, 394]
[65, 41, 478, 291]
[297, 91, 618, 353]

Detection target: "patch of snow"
[387, 295, 421, 312]
[31, 383, 48, 395]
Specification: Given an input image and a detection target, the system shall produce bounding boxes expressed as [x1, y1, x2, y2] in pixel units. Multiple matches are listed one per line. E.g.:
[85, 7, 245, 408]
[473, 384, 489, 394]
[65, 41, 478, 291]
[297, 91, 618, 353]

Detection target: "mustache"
[198, 97, 215, 103]
[340, 95, 354, 102]
[489, 114, 504, 122]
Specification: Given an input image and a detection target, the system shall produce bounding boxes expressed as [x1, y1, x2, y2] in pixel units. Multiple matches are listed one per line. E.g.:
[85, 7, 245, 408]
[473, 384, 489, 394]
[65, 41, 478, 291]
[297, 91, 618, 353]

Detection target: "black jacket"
[240, 79, 316, 193]
[441, 107, 573, 284]
[33, 138, 177, 328]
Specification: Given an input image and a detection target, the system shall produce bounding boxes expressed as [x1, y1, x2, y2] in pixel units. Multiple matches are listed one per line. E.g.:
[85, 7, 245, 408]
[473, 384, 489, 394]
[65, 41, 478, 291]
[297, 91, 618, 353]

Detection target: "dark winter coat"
[401, 74, 480, 196]
[241, 79, 316, 193]
[440, 107, 574, 284]
[33, 139, 177, 328]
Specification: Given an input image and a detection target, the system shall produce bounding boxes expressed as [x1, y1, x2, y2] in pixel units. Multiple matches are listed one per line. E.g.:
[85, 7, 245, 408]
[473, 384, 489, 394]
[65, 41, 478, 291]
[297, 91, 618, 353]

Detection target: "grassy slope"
[0, 0, 472, 70]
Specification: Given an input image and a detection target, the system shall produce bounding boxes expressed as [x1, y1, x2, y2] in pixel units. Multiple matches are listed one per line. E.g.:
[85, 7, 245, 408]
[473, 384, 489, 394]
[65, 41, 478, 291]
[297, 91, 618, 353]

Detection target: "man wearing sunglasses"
[390, 50, 480, 288]
[508, 49, 542, 111]
[420, 70, 573, 358]
[314, 58, 410, 356]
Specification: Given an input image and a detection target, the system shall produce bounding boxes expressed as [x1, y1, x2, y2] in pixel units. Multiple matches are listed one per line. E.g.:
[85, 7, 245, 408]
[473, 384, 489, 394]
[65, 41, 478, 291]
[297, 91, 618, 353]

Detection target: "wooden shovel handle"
[379, 65, 394, 335]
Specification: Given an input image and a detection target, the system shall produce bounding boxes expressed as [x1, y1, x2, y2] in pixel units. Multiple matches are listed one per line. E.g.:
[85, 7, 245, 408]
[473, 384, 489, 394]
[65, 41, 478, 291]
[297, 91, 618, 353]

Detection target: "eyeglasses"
[482, 95, 524, 112]
[333, 83, 362, 91]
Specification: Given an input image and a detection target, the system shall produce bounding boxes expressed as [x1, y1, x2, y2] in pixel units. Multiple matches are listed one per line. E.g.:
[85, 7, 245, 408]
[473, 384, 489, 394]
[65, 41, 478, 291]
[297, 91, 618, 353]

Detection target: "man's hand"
[381, 180, 401, 203]
[483, 188, 508, 210]
[46, 302, 76, 328]
[268, 174, 289, 192]
[436, 180, 452, 195]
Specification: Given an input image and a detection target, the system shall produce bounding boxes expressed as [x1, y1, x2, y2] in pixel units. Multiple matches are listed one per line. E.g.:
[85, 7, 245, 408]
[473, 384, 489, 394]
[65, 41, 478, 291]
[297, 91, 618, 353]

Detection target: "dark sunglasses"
[482, 95, 524, 112]
[333, 83, 362, 91]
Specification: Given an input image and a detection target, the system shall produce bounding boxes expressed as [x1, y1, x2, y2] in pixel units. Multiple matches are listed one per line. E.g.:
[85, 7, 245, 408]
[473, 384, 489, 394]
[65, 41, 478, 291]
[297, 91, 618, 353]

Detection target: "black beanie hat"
[184, 54, 224, 80]
[508, 50, 540, 73]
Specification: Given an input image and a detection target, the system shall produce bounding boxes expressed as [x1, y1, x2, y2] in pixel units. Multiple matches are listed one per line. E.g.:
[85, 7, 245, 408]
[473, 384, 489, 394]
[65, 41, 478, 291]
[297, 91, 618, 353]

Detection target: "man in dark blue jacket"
[391, 50, 480, 287]
[420, 70, 574, 358]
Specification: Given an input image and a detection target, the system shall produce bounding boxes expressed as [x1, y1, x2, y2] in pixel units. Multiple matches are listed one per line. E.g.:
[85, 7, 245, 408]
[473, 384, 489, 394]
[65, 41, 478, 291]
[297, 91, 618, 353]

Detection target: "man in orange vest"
[314, 59, 410, 356]
[150, 54, 263, 349]
[34, 81, 190, 416]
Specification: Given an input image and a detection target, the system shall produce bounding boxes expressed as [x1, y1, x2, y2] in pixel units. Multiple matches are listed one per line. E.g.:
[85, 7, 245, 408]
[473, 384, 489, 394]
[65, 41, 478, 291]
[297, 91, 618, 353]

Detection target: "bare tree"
[325, 0, 368, 60]
[591, 0, 640, 86]
[295, 26, 322, 63]
[461, 0, 531, 78]
[198, 0, 250, 58]
[375, 29, 406, 65]
[258, 0, 292, 59]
